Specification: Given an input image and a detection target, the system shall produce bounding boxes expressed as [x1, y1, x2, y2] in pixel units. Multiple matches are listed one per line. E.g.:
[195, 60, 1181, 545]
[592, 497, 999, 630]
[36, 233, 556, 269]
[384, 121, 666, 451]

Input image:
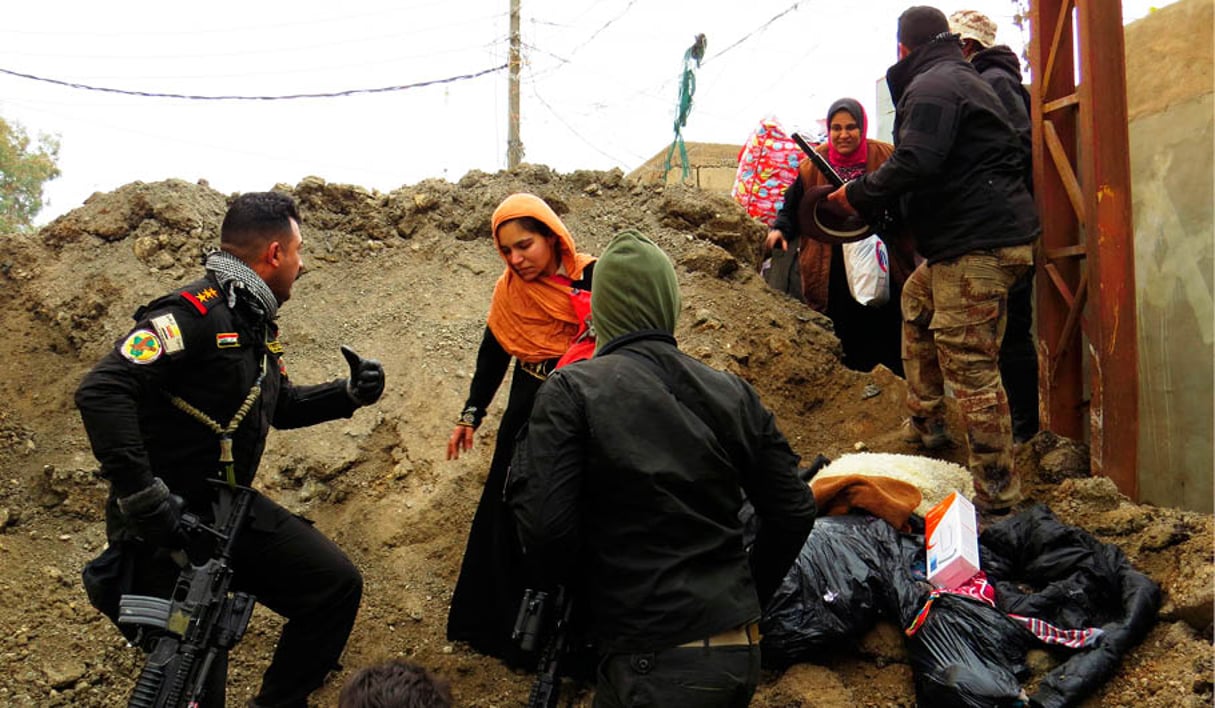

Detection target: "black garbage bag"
[905, 592, 1033, 707]
[979, 504, 1161, 708]
[759, 514, 928, 666]
[758, 502, 1157, 708]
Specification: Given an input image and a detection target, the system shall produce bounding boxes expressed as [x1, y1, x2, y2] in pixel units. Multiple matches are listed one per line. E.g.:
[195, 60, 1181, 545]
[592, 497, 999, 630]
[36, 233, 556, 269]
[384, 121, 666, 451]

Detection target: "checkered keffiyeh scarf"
[204, 249, 278, 320]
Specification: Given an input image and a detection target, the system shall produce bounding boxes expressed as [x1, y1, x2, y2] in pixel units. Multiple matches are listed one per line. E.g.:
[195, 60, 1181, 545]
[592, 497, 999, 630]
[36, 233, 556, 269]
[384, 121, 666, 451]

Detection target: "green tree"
[0, 116, 60, 232]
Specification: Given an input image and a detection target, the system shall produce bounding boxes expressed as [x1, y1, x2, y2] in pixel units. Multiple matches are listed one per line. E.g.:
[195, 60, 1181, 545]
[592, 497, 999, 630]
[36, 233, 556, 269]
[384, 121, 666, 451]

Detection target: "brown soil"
[0, 167, 1210, 707]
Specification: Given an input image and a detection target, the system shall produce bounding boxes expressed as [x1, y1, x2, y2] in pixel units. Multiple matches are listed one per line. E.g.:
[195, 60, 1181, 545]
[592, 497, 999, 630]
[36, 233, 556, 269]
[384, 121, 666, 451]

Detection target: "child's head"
[338, 658, 453, 708]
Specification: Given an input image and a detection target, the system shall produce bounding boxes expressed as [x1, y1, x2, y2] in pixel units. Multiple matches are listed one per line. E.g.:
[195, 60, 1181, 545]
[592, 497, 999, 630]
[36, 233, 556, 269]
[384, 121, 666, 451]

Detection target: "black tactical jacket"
[76, 274, 356, 538]
[846, 38, 1039, 263]
[508, 332, 816, 653]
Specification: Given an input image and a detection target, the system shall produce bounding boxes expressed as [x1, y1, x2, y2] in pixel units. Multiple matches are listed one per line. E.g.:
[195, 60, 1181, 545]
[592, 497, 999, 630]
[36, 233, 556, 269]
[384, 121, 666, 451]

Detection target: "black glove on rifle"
[117, 477, 185, 547]
[341, 345, 385, 406]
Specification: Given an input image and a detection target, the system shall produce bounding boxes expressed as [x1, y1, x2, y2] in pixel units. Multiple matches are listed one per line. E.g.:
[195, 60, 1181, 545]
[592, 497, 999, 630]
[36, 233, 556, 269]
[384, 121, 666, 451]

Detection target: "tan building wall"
[628, 142, 741, 194]
[1125, 0, 1214, 512]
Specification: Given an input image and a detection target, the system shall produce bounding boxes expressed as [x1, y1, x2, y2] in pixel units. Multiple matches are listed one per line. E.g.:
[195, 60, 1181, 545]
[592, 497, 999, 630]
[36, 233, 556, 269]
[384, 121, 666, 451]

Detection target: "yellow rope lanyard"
[167, 354, 268, 487]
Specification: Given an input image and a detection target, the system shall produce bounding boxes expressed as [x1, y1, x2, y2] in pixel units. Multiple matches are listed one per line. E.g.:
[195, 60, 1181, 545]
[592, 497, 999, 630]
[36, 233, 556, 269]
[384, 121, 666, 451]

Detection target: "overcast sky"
[0, 1, 1171, 224]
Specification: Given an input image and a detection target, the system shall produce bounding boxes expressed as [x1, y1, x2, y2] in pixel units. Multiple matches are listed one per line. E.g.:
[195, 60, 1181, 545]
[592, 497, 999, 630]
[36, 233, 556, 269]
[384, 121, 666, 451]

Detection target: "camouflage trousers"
[901, 244, 1034, 510]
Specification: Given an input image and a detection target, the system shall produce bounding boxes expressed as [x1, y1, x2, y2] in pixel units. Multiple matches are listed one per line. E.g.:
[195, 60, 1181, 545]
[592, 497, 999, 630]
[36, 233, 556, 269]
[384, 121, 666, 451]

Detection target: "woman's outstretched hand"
[447, 425, 475, 460]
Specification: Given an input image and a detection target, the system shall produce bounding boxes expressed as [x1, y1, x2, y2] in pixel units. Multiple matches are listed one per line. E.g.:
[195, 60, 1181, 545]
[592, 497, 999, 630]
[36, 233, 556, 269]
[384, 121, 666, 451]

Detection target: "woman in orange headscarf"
[444, 192, 595, 664]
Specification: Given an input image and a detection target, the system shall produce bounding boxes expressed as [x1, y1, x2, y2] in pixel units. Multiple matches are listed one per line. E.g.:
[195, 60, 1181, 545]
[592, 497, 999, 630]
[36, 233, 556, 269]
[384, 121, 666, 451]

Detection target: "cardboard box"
[925, 490, 980, 589]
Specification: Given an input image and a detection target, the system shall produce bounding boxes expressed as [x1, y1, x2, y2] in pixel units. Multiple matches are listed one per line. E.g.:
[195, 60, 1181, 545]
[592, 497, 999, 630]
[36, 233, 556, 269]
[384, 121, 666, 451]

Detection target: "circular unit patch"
[120, 329, 164, 364]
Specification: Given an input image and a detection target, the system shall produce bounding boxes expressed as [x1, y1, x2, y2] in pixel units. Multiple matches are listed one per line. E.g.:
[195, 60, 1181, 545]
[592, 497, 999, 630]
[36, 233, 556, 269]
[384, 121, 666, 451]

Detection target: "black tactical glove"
[117, 477, 185, 547]
[341, 345, 385, 406]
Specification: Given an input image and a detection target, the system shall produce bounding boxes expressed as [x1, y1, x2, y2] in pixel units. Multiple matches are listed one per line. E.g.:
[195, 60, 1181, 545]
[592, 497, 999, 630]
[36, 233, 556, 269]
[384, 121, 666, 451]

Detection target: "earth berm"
[0, 167, 1209, 706]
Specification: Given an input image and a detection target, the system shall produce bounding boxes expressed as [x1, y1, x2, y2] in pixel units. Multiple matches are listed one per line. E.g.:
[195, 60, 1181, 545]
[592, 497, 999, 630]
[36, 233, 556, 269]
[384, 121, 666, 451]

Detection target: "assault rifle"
[513, 586, 574, 708]
[117, 482, 257, 708]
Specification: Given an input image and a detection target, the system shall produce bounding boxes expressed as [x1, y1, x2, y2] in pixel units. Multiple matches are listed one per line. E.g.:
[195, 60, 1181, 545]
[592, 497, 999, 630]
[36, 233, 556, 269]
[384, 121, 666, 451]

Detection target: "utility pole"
[507, 0, 523, 169]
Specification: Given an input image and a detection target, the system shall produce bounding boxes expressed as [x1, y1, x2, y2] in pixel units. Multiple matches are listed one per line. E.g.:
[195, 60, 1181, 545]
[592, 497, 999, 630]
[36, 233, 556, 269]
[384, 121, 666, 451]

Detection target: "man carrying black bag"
[76, 191, 385, 708]
[507, 230, 816, 707]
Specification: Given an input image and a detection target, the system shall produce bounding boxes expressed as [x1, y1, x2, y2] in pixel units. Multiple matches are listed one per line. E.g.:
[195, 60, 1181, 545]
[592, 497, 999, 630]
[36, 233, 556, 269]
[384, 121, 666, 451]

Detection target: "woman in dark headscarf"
[768, 98, 910, 376]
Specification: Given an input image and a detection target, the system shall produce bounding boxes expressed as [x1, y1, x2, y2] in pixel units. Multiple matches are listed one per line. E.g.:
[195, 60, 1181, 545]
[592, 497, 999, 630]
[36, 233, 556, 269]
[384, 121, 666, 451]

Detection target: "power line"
[578, 0, 639, 50]
[0, 64, 507, 101]
[703, 1, 803, 64]
[528, 81, 635, 167]
[30, 40, 506, 83]
[527, 0, 639, 78]
[0, 1, 473, 39]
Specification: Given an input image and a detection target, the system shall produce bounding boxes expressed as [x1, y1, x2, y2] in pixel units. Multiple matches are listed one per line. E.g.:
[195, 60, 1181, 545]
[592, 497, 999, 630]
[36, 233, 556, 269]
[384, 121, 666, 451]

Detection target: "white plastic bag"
[841, 235, 890, 307]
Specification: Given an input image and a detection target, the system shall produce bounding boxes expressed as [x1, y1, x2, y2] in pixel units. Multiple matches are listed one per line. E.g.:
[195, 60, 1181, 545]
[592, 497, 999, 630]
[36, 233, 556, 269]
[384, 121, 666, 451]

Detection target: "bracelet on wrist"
[457, 406, 481, 428]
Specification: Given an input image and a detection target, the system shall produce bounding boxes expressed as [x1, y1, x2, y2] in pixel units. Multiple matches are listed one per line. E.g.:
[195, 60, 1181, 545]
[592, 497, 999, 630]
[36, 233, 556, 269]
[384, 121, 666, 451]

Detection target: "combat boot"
[900, 416, 950, 450]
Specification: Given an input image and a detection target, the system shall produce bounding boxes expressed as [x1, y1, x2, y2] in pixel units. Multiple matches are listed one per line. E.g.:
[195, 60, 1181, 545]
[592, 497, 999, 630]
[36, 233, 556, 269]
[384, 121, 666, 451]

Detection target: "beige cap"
[949, 9, 998, 49]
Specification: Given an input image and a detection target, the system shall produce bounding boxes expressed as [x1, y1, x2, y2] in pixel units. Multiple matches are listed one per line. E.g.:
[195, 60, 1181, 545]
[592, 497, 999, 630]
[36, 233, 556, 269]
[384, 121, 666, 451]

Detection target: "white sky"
[0, 1, 1171, 224]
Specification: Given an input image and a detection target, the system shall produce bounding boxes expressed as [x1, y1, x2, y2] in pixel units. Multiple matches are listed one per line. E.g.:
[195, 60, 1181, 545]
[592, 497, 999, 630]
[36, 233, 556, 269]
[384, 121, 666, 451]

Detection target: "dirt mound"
[0, 168, 1209, 707]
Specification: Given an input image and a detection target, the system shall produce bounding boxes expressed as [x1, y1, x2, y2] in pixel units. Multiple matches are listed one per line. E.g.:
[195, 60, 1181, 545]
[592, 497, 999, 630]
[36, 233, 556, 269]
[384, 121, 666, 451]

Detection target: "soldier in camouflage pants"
[901, 243, 1034, 511]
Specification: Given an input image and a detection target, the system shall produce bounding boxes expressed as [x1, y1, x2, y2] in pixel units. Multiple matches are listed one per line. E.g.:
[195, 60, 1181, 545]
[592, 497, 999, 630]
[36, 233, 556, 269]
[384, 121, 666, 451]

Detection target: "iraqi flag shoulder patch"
[216, 332, 240, 348]
[120, 330, 163, 364]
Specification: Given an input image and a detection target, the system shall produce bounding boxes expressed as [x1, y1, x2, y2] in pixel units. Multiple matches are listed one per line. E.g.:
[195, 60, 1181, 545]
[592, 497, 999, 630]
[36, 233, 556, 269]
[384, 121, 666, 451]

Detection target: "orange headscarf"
[486, 193, 596, 363]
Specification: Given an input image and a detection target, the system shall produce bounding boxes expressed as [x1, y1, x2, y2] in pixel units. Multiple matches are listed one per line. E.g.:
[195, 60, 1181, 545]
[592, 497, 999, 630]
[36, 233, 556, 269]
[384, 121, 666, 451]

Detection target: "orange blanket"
[809, 474, 923, 531]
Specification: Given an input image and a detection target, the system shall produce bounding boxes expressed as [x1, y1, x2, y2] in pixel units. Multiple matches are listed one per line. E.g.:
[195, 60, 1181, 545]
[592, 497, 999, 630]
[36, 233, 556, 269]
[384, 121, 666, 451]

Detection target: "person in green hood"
[507, 230, 816, 707]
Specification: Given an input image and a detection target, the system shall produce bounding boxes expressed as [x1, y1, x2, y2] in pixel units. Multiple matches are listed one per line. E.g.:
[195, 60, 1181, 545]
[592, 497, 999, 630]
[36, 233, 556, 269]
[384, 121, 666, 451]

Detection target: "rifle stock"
[120, 483, 257, 708]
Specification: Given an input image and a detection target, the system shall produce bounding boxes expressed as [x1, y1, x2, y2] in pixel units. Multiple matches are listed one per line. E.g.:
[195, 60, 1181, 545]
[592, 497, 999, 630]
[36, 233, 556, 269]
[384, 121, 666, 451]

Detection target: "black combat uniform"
[77, 273, 363, 708]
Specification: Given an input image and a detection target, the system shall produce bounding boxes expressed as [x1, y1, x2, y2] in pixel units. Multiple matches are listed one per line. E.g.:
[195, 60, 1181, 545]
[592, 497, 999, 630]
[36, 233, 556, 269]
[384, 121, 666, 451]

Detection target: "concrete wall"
[875, 76, 895, 144]
[1125, 0, 1214, 512]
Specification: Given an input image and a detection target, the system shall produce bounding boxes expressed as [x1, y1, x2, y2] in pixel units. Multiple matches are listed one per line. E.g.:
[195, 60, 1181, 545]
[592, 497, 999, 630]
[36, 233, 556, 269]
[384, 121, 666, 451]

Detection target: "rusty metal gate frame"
[1029, 1, 1138, 497]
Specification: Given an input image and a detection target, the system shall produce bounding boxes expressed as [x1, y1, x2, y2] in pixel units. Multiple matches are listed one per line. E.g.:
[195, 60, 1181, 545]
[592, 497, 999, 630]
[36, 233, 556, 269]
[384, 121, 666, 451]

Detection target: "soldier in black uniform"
[76, 191, 385, 708]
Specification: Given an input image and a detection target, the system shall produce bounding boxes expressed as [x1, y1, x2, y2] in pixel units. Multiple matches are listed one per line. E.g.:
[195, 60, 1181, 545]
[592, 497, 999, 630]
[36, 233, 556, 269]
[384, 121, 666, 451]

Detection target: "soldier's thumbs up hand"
[341, 345, 385, 406]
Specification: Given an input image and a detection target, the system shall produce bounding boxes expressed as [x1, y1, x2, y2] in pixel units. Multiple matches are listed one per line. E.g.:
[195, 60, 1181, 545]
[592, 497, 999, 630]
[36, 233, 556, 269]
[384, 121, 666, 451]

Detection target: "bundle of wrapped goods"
[731, 116, 801, 227]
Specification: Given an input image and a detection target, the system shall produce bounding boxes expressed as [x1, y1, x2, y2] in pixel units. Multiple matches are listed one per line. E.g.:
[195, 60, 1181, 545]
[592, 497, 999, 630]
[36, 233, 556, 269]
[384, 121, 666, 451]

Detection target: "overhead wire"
[0, 0, 474, 39]
[0, 14, 508, 63]
[13, 37, 509, 83]
[0, 64, 507, 101]
[702, 1, 802, 64]
[536, 0, 807, 123]
[529, 85, 638, 167]
[1, 97, 411, 183]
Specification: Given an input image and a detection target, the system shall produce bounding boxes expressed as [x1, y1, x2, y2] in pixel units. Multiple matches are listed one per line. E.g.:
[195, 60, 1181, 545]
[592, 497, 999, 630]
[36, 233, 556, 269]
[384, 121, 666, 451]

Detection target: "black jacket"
[507, 332, 816, 653]
[972, 44, 1033, 189]
[847, 38, 1038, 263]
[76, 274, 357, 538]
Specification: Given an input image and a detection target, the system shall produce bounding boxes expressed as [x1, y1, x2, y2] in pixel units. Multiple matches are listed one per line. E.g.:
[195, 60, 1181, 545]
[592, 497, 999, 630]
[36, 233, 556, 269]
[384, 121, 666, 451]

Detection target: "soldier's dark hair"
[337, 659, 453, 708]
[898, 6, 951, 50]
[220, 191, 301, 258]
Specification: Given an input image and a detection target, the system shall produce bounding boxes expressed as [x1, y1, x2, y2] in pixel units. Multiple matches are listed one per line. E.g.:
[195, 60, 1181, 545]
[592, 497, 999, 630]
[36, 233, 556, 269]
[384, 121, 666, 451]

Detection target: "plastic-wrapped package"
[760, 514, 927, 667]
[905, 592, 1032, 707]
[731, 116, 801, 227]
